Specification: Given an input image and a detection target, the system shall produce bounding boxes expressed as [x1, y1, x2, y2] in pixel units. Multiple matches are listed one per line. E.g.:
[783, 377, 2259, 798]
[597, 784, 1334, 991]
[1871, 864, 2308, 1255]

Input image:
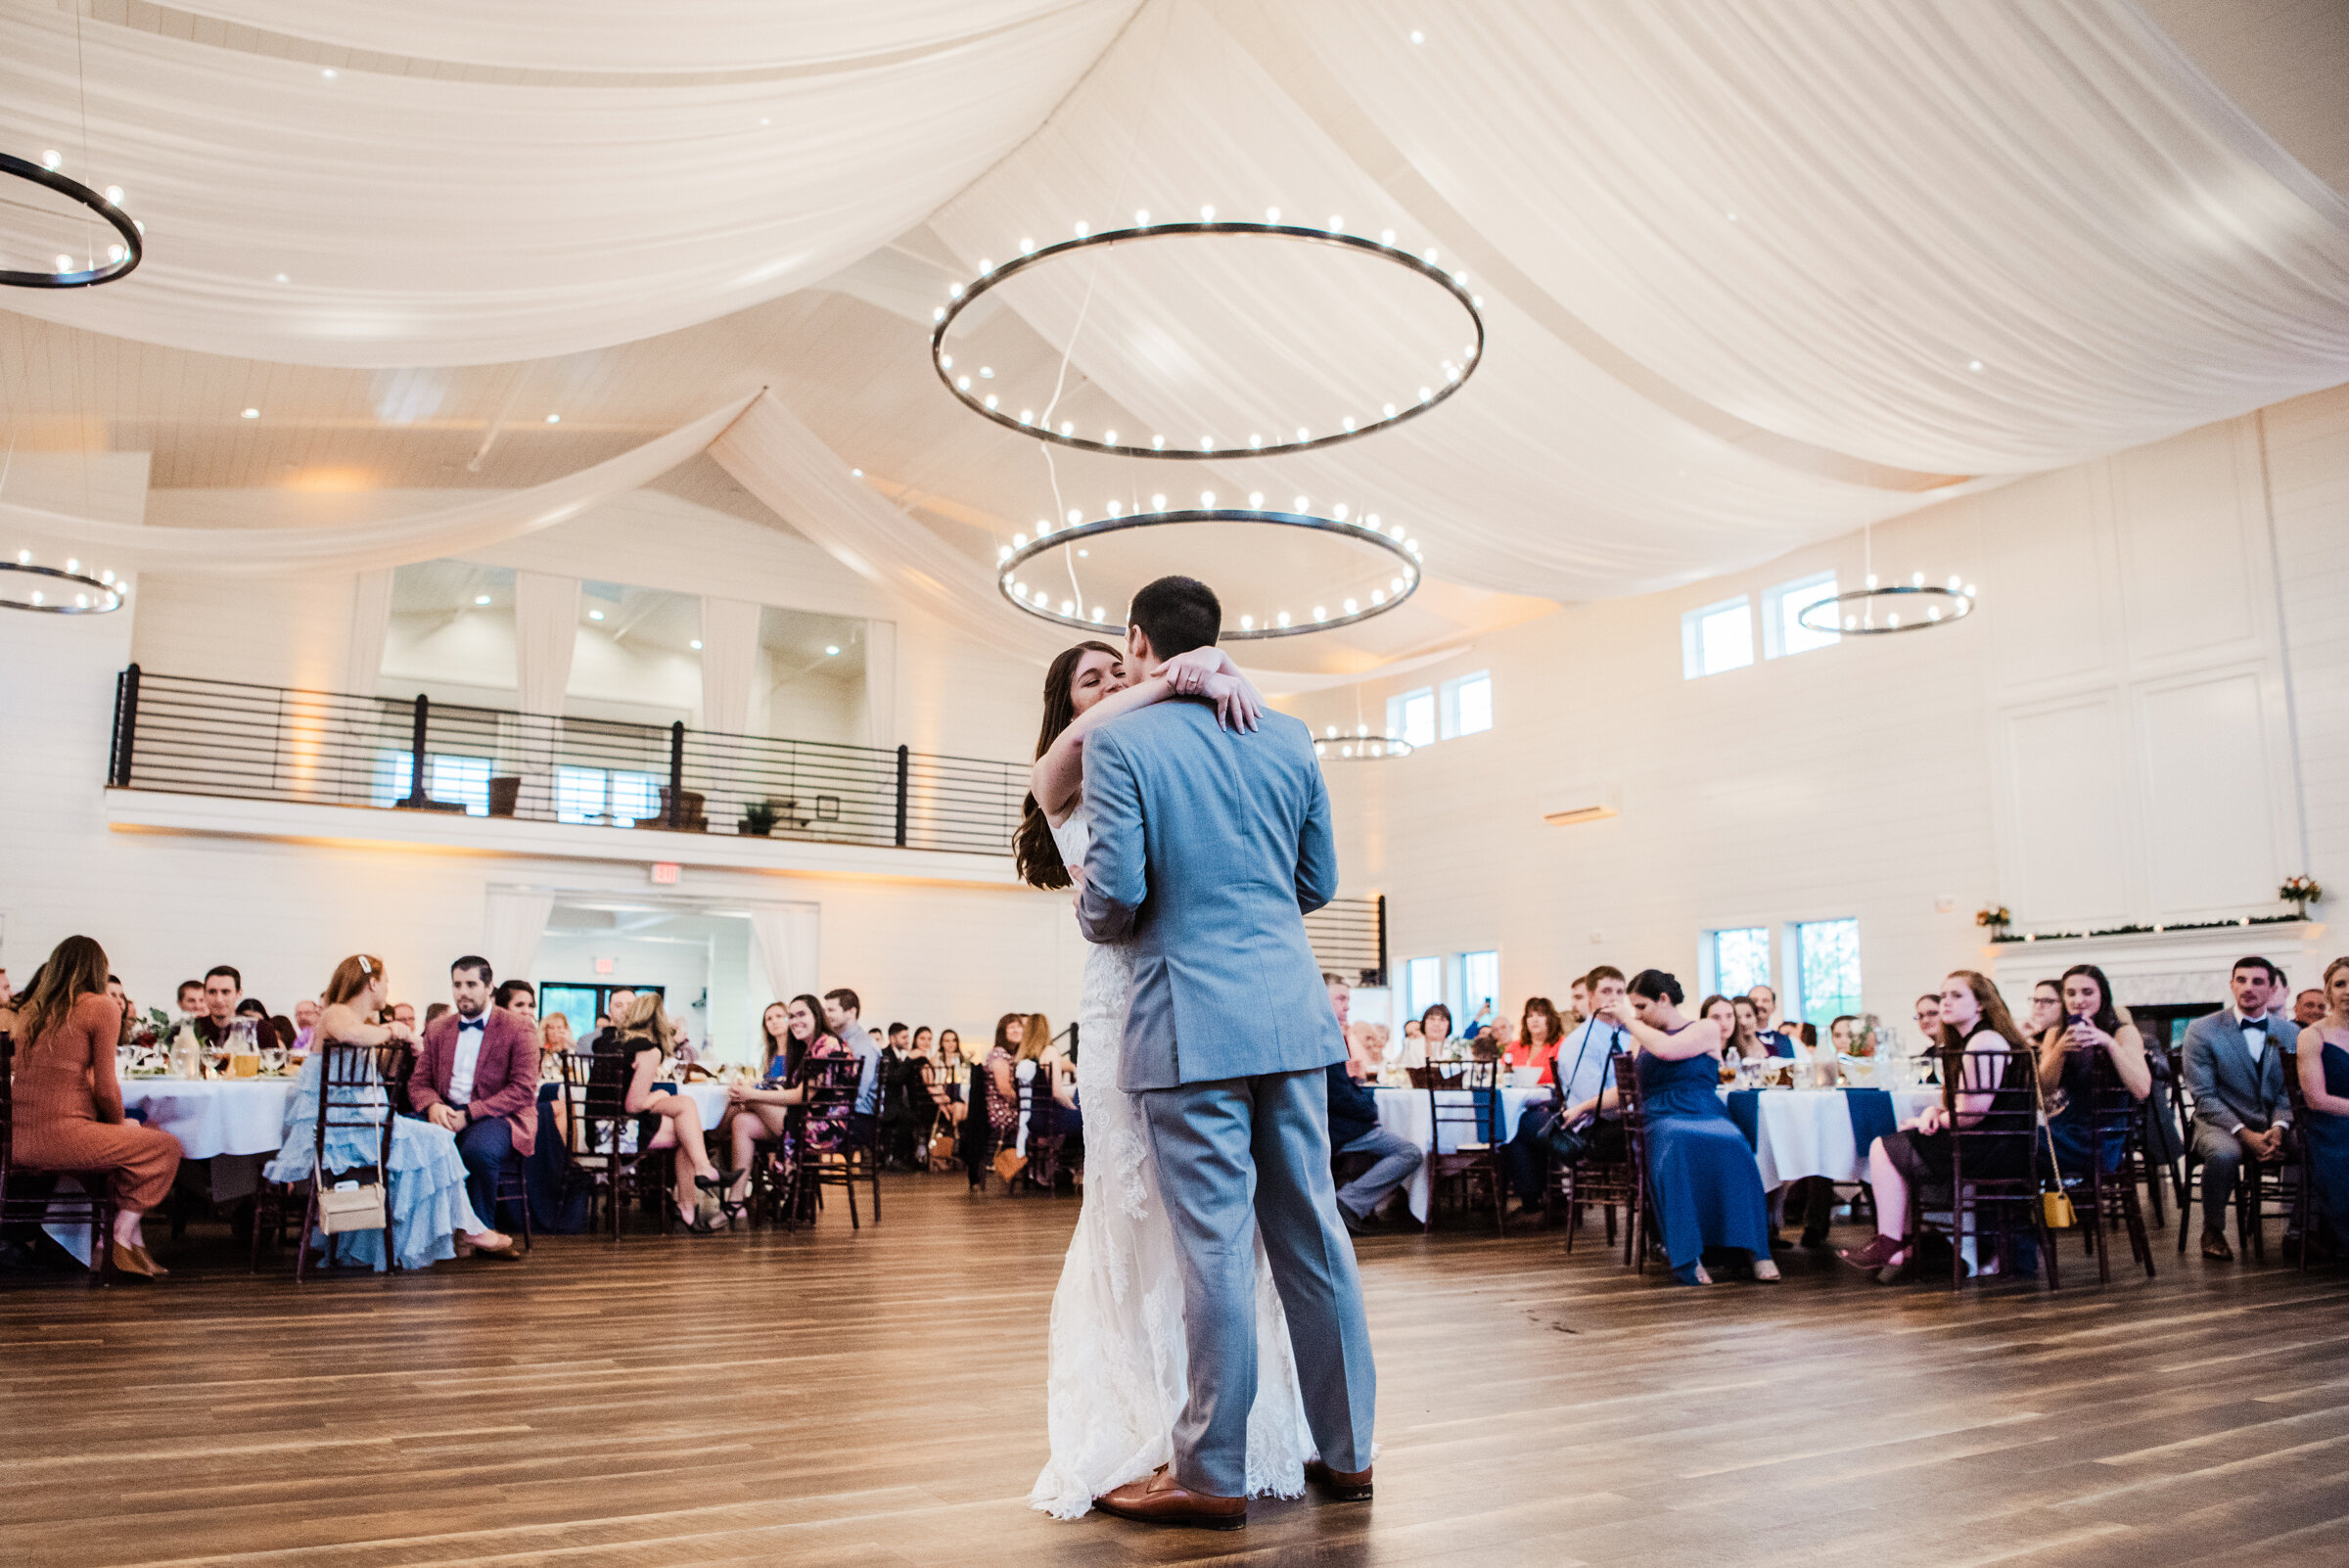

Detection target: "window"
[1763, 572, 1839, 660]
[1403, 955, 1443, 1024]
[1387, 687, 1437, 748]
[367, 750, 493, 814]
[1681, 595, 1754, 679]
[1456, 949, 1499, 1029]
[1794, 919, 1862, 1025]
[1440, 670, 1493, 738]
[1707, 927, 1772, 997]
[554, 765, 660, 825]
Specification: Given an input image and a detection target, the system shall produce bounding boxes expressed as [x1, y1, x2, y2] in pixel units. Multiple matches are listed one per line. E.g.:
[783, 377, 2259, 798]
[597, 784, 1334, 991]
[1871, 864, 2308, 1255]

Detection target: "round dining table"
[1372, 1084, 1545, 1222]
[120, 1076, 300, 1159]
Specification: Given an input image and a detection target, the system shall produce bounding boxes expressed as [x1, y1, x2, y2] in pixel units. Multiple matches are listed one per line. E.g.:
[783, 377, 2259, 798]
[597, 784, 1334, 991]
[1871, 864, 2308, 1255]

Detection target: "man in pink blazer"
[409, 955, 538, 1233]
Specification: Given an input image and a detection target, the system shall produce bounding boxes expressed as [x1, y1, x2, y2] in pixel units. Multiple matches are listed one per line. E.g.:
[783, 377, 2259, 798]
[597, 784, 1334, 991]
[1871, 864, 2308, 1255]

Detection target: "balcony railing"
[104, 668, 1393, 973]
[106, 667, 1028, 856]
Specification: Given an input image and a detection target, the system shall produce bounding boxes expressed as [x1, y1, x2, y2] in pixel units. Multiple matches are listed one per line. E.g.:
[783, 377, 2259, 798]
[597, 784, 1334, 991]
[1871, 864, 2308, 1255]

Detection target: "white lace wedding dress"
[1027, 807, 1317, 1518]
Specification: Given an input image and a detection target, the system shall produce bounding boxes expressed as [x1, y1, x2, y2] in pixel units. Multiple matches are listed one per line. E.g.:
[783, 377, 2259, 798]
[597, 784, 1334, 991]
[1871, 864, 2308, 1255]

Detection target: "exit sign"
[649, 862, 680, 886]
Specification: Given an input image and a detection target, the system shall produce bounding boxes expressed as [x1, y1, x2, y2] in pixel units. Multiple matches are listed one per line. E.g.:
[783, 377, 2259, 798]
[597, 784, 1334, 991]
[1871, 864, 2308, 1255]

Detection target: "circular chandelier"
[1, 152, 143, 289]
[1314, 728, 1412, 762]
[1798, 574, 1976, 636]
[996, 499, 1422, 641]
[932, 211, 1485, 461]
[2, 554, 126, 615]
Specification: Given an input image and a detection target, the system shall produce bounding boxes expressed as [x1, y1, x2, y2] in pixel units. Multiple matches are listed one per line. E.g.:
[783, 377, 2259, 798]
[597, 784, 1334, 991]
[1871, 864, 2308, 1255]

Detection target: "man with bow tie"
[2182, 956, 2298, 1261]
[409, 955, 538, 1237]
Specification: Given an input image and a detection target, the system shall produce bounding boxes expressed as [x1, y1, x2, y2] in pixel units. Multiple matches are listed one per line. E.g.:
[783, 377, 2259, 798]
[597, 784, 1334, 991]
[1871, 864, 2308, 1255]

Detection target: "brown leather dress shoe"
[1093, 1466, 1246, 1531]
[1304, 1458, 1373, 1501]
[109, 1241, 157, 1279]
[2201, 1231, 2235, 1262]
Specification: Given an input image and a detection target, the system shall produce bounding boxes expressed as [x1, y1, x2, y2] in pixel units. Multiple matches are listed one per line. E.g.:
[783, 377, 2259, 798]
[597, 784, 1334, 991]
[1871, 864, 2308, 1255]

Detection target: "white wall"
[1286, 390, 2349, 1026]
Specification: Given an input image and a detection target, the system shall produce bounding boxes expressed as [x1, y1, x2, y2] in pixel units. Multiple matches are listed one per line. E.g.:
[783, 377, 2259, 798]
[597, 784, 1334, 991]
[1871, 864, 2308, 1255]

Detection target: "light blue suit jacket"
[1076, 700, 1345, 1092]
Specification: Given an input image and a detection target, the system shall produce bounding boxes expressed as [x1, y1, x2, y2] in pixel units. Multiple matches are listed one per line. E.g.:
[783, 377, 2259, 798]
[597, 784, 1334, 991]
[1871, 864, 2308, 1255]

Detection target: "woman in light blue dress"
[265, 953, 517, 1269]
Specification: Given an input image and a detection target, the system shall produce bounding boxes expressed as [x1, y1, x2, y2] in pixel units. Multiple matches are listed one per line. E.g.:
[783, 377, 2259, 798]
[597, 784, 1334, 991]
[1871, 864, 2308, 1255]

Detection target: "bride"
[1016, 637, 1318, 1518]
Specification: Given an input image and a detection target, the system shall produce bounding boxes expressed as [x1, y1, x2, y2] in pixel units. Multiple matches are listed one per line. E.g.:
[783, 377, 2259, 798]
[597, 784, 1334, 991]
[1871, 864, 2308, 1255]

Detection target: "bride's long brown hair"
[1014, 640, 1123, 890]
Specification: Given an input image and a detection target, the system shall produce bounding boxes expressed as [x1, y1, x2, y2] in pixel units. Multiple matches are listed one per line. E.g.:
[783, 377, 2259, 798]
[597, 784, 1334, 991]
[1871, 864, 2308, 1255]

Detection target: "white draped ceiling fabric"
[512, 573, 580, 716]
[4, 0, 2347, 618]
[0, 2, 1140, 365]
[697, 598, 764, 736]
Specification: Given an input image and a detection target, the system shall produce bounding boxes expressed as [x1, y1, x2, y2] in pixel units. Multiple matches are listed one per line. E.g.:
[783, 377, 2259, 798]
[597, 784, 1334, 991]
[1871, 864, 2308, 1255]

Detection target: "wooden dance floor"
[7, 1178, 2349, 1568]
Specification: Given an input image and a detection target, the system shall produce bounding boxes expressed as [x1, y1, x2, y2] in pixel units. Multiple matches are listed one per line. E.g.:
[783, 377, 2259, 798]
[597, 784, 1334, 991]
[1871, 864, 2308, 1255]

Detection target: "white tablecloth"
[120, 1078, 298, 1160]
[1735, 1087, 1943, 1188]
[1372, 1084, 1543, 1222]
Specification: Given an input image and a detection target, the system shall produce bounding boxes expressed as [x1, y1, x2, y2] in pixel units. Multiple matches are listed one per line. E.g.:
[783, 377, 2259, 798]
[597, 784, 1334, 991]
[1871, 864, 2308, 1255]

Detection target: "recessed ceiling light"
[588, 609, 605, 621]
[240, 407, 259, 419]
[689, 639, 703, 650]
[825, 645, 840, 656]
[1967, 359, 1985, 372]
[274, 273, 289, 283]
[474, 594, 491, 606]
[321, 69, 337, 78]
[851, 468, 862, 477]
[545, 413, 560, 423]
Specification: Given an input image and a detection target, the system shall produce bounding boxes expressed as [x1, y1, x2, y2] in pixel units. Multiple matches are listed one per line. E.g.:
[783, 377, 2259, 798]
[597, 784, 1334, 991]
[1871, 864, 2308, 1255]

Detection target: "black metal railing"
[1306, 896, 1388, 988]
[106, 667, 1028, 857]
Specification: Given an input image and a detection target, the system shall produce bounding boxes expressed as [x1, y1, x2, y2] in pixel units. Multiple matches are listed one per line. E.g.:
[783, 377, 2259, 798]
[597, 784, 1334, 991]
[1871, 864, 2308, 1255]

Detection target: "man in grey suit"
[1077, 576, 1376, 1530]
[2182, 956, 2299, 1261]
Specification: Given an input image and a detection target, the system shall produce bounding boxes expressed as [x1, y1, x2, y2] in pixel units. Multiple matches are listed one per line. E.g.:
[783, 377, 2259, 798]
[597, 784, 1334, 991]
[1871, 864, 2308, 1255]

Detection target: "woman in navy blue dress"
[1597, 970, 1777, 1285]
[2297, 957, 2349, 1247]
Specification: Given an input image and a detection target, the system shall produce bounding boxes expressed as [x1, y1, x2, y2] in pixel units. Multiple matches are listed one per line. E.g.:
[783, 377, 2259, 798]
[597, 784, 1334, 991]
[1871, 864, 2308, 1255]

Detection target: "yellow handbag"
[2039, 1119, 2077, 1229]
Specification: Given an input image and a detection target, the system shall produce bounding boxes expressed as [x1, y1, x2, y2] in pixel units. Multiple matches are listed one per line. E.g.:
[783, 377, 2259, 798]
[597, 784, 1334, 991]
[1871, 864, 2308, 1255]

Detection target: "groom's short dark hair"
[1128, 576, 1221, 658]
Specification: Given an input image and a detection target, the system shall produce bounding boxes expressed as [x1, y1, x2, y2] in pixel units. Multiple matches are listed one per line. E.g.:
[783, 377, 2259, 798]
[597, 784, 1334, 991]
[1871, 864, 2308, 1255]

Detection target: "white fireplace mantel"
[1981, 920, 2331, 1006]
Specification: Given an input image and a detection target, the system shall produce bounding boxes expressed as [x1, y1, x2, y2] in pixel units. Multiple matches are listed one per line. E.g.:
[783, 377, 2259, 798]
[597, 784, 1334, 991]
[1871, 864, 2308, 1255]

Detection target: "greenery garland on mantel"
[1987, 912, 2312, 945]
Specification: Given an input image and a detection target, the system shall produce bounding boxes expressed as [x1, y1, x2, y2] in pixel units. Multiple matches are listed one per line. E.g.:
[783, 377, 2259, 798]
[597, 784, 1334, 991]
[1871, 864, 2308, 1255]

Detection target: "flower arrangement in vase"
[1975, 904, 2011, 933]
[2280, 875, 2322, 917]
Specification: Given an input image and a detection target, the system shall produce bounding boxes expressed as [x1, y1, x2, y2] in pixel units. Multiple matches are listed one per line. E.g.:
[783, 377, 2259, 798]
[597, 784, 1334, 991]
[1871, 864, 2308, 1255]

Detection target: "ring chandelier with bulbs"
[932, 211, 1485, 461]
[997, 496, 1421, 641]
[1314, 727, 1413, 762]
[1796, 572, 1977, 636]
[1, 152, 143, 289]
[1, 552, 127, 615]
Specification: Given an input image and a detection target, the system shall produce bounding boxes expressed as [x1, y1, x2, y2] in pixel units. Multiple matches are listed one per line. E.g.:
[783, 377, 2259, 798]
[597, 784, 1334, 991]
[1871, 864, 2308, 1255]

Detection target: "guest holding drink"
[7, 936, 185, 1277]
[266, 954, 517, 1268]
[718, 996, 829, 1207]
[1598, 972, 1778, 1285]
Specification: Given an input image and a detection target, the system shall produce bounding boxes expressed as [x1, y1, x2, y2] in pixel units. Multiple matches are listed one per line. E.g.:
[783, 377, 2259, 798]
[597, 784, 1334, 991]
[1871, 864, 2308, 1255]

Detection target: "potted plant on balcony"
[740, 799, 778, 838]
[2281, 875, 2322, 919]
[487, 776, 523, 817]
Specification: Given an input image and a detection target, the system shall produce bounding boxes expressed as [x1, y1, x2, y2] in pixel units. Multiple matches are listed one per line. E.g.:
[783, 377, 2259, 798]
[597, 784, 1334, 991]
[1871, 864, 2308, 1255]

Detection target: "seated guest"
[1747, 985, 1796, 1057]
[2036, 964, 2151, 1177]
[822, 988, 881, 1147]
[2024, 979, 2063, 1040]
[173, 978, 203, 1023]
[1841, 972, 2035, 1282]
[2295, 958, 2349, 1249]
[423, 1001, 451, 1029]
[1597, 972, 1776, 1284]
[534, 1010, 577, 1148]
[920, 1029, 967, 1122]
[494, 979, 536, 1027]
[589, 989, 636, 1051]
[1419, 1004, 1455, 1064]
[1829, 1015, 1861, 1055]
[597, 992, 726, 1230]
[719, 996, 831, 1206]
[236, 996, 270, 1028]
[1322, 975, 1421, 1231]
[2296, 988, 2327, 1030]
[392, 1001, 417, 1030]
[2182, 956, 2299, 1261]
[983, 1013, 1026, 1152]
[7, 936, 185, 1278]
[408, 957, 538, 1236]
[291, 996, 321, 1053]
[193, 965, 244, 1052]
[269, 954, 516, 1266]
[1913, 992, 1942, 1055]
[1564, 975, 1590, 1034]
[938, 1027, 965, 1076]
[1506, 997, 1565, 1082]
[1721, 995, 1769, 1062]
[1506, 966, 1630, 1211]
[1390, 1017, 1426, 1071]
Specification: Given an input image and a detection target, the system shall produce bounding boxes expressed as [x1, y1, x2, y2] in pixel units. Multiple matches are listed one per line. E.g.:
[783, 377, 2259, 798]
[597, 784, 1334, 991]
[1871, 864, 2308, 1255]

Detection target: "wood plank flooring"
[6, 1180, 2349, 1568]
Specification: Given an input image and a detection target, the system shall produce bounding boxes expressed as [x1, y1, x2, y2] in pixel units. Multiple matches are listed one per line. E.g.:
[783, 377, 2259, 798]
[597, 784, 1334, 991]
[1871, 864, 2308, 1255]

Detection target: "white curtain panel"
[0, 4, 1138, 365]
[709, 392, 1059, 659]
[0, 393, 758, 576]
[697, 598, 764, 736]
[482, 889, 556, 994]
[342, 570, 393, 695]
[748, 905, 822, 1006]
[513, 574, 581, 716]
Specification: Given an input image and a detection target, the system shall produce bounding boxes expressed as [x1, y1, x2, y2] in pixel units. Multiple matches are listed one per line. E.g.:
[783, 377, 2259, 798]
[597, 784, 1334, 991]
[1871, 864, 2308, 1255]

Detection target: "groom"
[1076, 575, 1377, 1530]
